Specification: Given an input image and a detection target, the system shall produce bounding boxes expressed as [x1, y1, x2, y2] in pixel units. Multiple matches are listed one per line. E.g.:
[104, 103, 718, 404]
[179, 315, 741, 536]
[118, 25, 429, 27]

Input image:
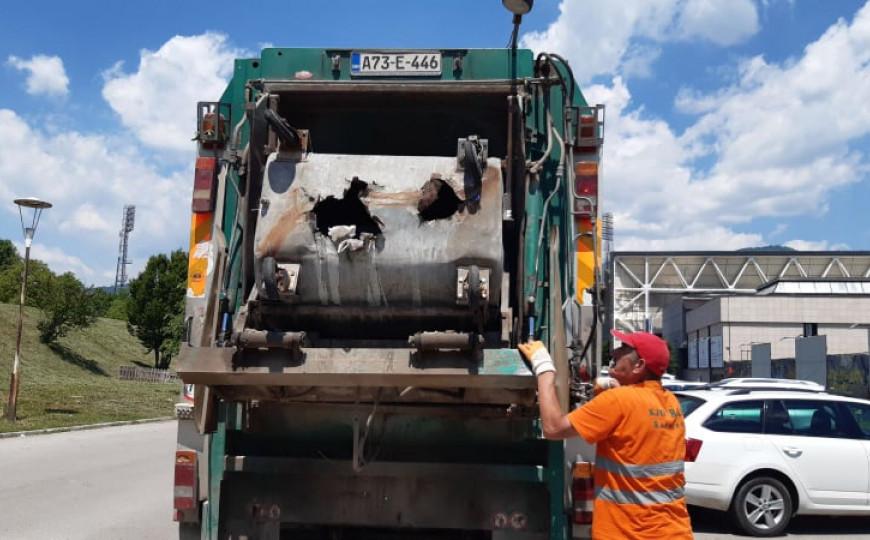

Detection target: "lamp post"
[5, 197, 52, 421]
[502, 0, 534, 50]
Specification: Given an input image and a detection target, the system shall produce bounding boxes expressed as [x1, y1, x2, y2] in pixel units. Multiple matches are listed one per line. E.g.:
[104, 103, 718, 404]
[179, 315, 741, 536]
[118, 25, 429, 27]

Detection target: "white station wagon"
[676, 388, 870, 536]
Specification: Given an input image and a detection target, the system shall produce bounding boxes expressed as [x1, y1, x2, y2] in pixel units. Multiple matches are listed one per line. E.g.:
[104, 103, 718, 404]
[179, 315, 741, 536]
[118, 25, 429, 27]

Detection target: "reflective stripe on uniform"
[595, 456, 684, 478]
[595, 485, 685, 505]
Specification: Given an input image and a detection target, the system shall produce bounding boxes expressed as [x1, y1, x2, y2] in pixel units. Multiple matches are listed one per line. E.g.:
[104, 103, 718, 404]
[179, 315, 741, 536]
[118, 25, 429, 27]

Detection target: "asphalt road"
[0, 421, 177, 540]
[0, 421, 868, 539]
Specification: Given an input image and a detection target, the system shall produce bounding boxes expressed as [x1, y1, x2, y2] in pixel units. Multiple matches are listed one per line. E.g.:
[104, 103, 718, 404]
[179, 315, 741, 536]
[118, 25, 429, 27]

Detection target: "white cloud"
[520, 0, 760, 83]
[6, 54, 70, 97]
[102, 33, 247, 153]
[1, 32, 253, 282]
[677, 0, 759, 46]
[536, 2, 870, 251]
[13, 241, 95, 279]
[0, 108, 189, 281]
[60, 203, 115, 236]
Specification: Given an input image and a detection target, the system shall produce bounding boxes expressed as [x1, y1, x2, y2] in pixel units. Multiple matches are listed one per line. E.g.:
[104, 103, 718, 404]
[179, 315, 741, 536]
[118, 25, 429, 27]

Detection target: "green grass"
[0, 303, 177, 433]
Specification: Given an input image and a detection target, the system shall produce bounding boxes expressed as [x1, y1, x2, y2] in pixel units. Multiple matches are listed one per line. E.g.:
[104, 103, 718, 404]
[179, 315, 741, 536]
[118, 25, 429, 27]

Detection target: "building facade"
[610, 251, 870, 373]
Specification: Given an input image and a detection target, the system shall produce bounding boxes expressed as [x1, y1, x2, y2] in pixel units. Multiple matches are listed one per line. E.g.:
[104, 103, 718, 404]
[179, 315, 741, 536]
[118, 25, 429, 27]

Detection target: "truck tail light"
[183, 384, 195, 403]
[685, 438, 703, 462]
[174, 450, 197, 514]
[571, 461, 594, 525]
[575, 112, 601, 154]
[574, 161, 598, 198]
[192, 157, 217, 213]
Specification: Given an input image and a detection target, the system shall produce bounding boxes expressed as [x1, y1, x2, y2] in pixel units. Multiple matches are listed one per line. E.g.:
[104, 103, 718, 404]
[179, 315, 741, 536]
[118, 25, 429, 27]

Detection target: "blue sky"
[1, 0, 868, 284]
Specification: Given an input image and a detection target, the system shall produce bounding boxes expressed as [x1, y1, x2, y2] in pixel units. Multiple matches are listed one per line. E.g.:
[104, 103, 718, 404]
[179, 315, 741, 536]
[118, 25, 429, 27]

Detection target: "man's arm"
[536, 371, 580, 440]
[519, 341, 581, 440]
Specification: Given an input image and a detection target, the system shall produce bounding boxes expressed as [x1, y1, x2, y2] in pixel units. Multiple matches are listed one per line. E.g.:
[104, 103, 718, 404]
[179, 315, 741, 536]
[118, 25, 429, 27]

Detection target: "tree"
[126, 250, 187, 369]
[104, 290, 129, 320]
[0, 258, 54, 305]
[0, 239, 19, 269]
[35, 272, 98, 343]
[88, 288, 115, 317]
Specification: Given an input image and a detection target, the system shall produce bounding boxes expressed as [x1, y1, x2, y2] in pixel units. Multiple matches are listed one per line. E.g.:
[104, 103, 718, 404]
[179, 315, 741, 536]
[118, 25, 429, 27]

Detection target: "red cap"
[611, 330, 670, 376]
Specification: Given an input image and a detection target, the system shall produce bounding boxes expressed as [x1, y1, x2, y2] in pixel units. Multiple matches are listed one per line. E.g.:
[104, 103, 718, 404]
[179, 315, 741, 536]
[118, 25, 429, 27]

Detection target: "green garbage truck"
[173, 29, 604, 540]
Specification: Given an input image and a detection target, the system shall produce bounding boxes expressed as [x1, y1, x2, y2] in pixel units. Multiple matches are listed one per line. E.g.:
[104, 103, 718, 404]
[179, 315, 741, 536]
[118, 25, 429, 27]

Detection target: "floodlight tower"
[114, 205, 135, 292]
[602, 212, 614, 267]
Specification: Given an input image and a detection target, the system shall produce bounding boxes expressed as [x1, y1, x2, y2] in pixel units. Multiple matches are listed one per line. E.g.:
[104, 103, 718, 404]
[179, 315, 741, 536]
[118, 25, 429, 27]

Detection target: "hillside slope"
[0, 303, 177, 432]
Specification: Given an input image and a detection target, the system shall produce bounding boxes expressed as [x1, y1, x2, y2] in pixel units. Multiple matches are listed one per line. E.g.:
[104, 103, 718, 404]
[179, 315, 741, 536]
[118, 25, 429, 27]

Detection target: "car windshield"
[676, 394, 706, 417]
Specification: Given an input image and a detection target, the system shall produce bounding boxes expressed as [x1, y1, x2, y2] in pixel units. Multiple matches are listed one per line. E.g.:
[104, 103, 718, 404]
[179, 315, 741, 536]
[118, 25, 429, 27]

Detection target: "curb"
[0, 416, 175, 439]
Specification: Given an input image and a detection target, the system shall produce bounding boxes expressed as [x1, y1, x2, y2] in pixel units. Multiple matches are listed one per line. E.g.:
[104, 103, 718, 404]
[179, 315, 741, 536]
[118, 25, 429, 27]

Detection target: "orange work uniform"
[568, 380, 693, 539]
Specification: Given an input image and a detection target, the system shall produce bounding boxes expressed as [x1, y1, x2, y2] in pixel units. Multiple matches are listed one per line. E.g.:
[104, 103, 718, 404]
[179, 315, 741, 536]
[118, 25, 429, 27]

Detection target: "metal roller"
[236, 329, 307, 349]
[408, 331, 483, 352]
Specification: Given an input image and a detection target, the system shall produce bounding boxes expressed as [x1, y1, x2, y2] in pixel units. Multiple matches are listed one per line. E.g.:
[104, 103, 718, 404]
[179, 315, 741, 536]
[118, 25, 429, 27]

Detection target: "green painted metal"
[204, 47, 587, 539]
[547, 441, 568, 540]
[206, 403, 228, 540]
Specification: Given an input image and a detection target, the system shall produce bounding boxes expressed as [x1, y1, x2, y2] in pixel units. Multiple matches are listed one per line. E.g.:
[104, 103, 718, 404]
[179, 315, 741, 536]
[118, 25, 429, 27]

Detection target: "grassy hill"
[0, 303, 177, 433]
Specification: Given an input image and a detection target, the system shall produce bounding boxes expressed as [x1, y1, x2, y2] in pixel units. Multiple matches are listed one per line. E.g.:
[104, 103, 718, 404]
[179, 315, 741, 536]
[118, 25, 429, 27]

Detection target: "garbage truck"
[173, 36, 605, 540]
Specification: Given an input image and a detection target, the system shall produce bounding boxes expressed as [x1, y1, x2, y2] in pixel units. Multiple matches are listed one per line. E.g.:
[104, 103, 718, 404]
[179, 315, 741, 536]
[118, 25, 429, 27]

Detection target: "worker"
[518, 330, 693, 539]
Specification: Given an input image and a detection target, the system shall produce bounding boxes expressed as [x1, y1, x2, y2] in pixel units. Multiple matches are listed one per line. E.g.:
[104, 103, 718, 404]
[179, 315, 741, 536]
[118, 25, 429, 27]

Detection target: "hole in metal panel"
[312, 177, 382, 236]
[418, 177, 461, 221]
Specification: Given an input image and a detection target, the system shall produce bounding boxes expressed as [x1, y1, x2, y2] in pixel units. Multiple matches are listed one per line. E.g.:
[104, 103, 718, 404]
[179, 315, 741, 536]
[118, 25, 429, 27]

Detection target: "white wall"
[687, 296, 870, 362]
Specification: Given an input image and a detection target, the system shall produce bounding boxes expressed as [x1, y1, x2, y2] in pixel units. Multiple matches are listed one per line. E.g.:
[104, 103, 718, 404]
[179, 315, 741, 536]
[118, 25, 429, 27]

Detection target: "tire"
[178, 521, 201, 540]
[730, 475, 793, 537]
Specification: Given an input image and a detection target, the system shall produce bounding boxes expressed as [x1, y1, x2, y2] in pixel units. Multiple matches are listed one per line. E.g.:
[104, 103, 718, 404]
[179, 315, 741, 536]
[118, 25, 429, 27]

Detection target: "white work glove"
[518, 341, 556, 376]
[594, 376, 620, 395]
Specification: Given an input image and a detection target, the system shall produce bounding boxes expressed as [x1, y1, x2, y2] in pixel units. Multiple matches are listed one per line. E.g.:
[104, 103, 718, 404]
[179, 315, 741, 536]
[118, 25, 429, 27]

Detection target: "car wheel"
[730, 476, 793, 537]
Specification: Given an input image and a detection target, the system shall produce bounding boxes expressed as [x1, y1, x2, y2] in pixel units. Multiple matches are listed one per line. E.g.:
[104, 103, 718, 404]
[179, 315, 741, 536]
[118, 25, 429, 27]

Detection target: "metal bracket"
[276, 263, 300, 295]
[456, 135, 488, 171]
[500, 272, 512, 345]
[456, 266, 490, 305]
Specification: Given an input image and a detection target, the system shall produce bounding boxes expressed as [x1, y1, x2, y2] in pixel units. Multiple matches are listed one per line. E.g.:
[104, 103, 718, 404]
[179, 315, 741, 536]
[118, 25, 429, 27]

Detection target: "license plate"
[350, 52, 442, 77]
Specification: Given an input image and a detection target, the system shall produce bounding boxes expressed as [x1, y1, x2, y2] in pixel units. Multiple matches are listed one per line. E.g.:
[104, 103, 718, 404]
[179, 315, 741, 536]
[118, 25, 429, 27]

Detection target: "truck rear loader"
[174, 39, 604, 540]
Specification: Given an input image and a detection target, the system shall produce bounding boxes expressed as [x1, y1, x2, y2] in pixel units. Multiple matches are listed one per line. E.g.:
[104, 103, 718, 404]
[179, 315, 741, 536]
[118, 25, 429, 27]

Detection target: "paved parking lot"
[691, 506, 870, 538]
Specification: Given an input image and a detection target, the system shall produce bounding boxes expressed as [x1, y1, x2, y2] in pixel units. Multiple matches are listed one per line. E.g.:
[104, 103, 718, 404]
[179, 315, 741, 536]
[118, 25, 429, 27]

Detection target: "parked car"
[676, 388, 870, 536]
[710, 378, 826, 392]
[662, 378, 708, 391]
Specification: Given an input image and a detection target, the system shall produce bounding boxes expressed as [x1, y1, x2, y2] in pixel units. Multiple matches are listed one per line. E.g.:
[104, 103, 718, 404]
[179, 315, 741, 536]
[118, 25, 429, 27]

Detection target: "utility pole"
[6, 197, 51, 421]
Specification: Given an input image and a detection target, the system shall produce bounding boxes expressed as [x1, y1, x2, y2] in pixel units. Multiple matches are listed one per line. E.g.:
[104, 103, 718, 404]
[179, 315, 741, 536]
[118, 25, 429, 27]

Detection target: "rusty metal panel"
[178, 346, 534, 390]
[219, 462, 549, 535]
[253, 153, 503, 308]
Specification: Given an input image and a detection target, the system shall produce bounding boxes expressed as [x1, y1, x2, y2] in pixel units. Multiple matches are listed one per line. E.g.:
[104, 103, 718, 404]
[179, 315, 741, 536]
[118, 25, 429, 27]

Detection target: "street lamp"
[502, 0, 534, 50]
[5, 197, 52, 421]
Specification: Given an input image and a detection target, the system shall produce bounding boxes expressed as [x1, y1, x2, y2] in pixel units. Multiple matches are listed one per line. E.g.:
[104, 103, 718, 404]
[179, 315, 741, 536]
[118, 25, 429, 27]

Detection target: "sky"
[1, 0, 868, 285]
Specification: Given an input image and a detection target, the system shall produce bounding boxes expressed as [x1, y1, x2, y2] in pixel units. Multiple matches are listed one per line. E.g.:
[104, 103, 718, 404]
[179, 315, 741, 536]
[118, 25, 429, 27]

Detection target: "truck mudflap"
[177, 345, 536, 404]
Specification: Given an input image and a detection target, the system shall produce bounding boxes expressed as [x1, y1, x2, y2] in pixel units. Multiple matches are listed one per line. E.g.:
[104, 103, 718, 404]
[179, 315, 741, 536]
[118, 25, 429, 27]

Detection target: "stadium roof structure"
[611, 251, 870, 333]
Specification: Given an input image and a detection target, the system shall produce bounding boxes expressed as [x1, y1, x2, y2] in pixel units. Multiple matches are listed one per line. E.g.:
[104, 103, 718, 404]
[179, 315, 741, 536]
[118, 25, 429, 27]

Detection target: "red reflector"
[686, 438, 703, 462]
[578, 115, 596, 138]
[575, 115, 600, 154]
[175, 464, 195, 486]
[192, 157, 217, 213]
[571, 461, 595, 525]
[174, 450, 197, 511]
[174, 497, 196, 511]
